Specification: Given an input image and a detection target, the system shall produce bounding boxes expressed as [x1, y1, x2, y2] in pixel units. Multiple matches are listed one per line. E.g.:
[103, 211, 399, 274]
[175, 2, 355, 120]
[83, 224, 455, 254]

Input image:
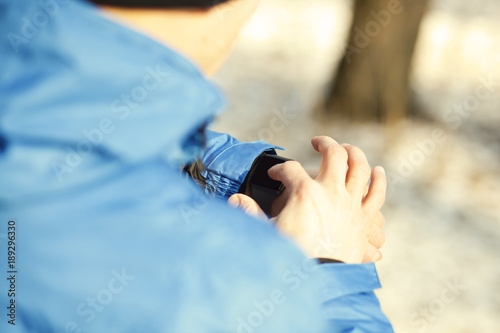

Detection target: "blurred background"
[210, 0, 500, 332]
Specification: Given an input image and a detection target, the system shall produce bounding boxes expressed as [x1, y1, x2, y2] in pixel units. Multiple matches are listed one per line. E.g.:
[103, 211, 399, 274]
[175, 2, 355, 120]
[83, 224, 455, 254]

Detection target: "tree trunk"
[322, 0, 429, 124]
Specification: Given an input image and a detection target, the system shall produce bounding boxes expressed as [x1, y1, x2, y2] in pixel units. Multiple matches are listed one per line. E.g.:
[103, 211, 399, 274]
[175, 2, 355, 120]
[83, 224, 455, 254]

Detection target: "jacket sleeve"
[198, 130, 283, 199]
[0, 156, 394, 333]
[316, 263, 394, 332]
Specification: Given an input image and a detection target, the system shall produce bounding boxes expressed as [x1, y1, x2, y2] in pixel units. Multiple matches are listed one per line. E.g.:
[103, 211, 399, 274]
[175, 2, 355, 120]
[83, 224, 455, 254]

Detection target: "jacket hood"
[0, 0, 225, 166]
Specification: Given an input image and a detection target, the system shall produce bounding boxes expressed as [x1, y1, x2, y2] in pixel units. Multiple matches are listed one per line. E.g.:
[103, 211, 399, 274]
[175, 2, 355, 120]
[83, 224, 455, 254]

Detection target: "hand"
[271, 170, 386, 263]
[230, 192, 386, 263]
[266, 136, 387, 264]
[228, 136, 387, 263]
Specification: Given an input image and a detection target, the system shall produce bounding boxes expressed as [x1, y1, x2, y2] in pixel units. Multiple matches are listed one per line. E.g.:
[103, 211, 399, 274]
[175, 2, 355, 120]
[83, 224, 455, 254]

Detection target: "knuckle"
[349, 170, 371, 188]
[348, 146, 370, 168]
[295, 179, 314, 201]
[353, 163, 371, 176]
[354, 166, 372, 180]
[347, 144, 363, 155]
[381, 233, 386, 245]
[325, 145, 347, 159]
[358, 161, 371, 174]
[378, 212, 386, 227]
[281, 160, 300, 173]
[376, 231, 386, 248]
[297, 179, 312, 193]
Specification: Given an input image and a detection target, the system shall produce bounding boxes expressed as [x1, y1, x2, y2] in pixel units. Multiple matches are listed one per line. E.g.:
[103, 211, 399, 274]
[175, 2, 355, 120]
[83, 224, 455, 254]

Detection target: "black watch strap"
[317, 258, 345, 264]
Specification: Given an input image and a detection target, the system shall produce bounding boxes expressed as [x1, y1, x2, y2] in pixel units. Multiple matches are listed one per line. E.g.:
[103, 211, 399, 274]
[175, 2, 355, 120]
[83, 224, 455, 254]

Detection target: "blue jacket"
[0, 0, 393, 332]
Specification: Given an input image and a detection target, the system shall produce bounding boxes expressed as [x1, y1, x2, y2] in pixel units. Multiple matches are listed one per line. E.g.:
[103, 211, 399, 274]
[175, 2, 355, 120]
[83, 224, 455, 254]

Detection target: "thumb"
[228, 194, 268, 221]
[268, 161, 310, 190]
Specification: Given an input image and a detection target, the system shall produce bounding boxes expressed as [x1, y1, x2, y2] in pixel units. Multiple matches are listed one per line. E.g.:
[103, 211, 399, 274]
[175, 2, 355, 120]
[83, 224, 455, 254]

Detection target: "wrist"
[240, 153, 291, 217]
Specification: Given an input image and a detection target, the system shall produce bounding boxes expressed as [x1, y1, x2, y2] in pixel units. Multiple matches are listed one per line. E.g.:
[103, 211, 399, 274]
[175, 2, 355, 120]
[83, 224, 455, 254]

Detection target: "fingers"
[368, 224, 386, 249]
[310, 137, 372, 199]
[311, 136, 348, 189]
[375, 211, 385, 228]
[228, 194, 267, 220]
[268, 160, 310, 190]
[362, 245, 383, 263]
[363, 166, 387, 213]
[364, 213, 386, 263]
[342, 144, 371, 198]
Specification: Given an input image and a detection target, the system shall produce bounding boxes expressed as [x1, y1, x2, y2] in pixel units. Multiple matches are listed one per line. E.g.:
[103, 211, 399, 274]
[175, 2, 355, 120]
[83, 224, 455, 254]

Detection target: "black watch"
[239, 153, 292, 217]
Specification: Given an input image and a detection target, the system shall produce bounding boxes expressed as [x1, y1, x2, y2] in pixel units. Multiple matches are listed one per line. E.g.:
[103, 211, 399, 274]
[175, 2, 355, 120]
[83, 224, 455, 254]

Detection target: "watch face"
[251, 155, 289, 191]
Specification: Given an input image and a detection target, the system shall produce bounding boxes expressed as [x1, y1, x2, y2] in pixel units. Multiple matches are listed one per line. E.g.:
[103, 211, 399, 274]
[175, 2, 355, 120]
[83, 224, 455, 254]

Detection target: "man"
[0, 0, 393, 332]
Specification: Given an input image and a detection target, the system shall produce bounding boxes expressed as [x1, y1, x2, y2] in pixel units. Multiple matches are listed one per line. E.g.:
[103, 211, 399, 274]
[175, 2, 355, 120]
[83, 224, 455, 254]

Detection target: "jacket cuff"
[316, 263, 382, 301]
[200, 131, 283, 199]
[316, 263, 394, 331]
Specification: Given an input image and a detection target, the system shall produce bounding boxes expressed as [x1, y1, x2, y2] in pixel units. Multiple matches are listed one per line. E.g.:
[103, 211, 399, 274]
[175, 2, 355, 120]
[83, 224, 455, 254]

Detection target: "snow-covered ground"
[210, 0, 500, 332]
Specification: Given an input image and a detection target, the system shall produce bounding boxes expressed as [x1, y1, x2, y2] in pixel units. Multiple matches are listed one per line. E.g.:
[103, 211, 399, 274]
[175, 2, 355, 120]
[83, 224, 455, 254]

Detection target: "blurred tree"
[322, 0, 430, 124]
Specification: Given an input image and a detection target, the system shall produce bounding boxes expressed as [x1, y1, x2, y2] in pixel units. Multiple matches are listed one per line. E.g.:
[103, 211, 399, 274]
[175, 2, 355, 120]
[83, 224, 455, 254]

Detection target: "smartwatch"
[240, 153, 292, 217]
